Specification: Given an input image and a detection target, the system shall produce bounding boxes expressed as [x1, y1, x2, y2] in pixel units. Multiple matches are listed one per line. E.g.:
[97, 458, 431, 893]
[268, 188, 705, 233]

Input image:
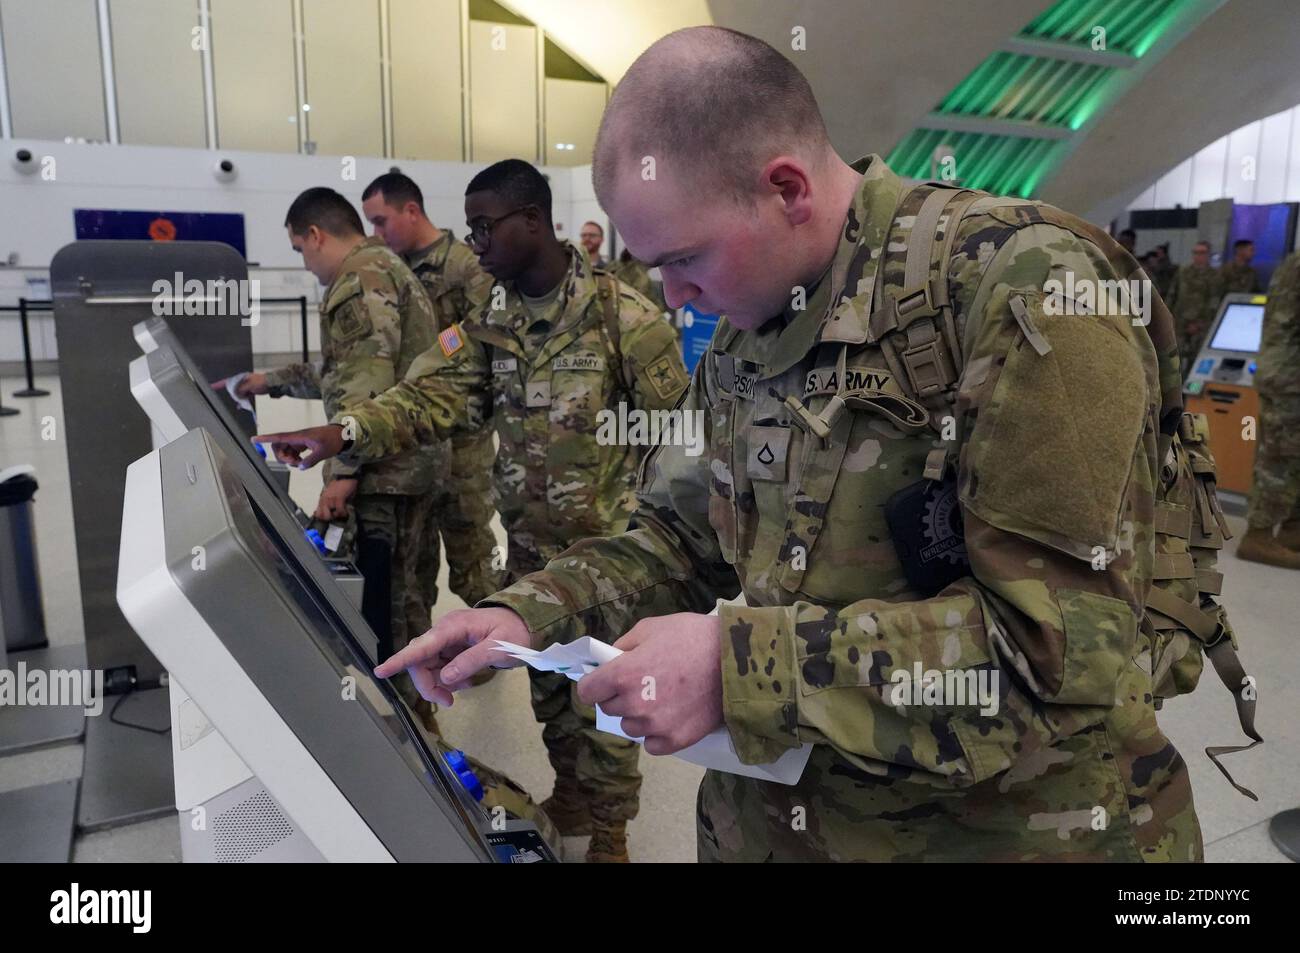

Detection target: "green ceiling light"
[1020, 0, 1190, 56]
[886, 130, 1060, 197]
[890, 0, 1203, 198]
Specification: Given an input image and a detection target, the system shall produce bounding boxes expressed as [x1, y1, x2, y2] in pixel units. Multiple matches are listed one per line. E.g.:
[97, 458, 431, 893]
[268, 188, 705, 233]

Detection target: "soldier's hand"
[373, 607, 533, 707]
[211, 371, 269, 397]
[577, 612, 724, 756]
[253, 424, 346, 469]
[313, 477, 358, 521]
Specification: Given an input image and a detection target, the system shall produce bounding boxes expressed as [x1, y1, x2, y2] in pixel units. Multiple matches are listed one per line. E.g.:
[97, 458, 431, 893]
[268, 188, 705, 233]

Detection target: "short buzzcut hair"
[362, 172, 425, 214]
[1233, 238, 1254, 250]
[284, 187, 364, 238]
[465, 159, 553, 225]
[593, 27, 833, 206]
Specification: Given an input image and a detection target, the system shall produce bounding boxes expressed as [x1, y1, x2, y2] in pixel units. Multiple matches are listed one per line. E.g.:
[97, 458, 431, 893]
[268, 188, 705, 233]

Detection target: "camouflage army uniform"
[1219, 261, 1260, 296]
[1148, 257, 1177, 303]
[406, 231, 504, 605]
[330, 242, 690, 828]
[1246, 253, 1300, 531]
[482, 155, 1203, 862]
[612, 256, 668, 315]
[264, 237, 444, 712]
[1166, 264, 1224, 375]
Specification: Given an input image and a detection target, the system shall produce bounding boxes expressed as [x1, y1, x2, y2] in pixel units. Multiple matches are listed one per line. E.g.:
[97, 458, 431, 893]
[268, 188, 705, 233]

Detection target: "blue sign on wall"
[680, 304, 720, 375]
[74, 209, 247, 259]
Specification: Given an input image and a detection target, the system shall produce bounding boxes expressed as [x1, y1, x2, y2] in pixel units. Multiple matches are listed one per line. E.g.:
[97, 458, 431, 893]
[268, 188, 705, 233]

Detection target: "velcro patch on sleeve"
[646, 355, 687, 401]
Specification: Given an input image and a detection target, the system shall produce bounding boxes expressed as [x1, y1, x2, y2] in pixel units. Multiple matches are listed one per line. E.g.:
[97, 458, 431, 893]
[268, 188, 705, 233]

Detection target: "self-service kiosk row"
[1182, 293, 1267, 497]
[118, 322, 555, 863]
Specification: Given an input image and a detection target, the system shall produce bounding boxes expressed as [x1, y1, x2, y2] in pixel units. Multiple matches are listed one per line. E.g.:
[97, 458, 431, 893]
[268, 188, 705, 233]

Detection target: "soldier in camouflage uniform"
[222, 187, 445, 729]
[1146, 244, 1177, 303]
[611, 249, 667, 315]
[258, 160, 689, 863]
[1239, 252, 1300, 570]
[1220, 239, 1260, 296]
[361, 172, 503, 608]
[346, 28, 1207, 863]
[1167, 241, 1225, 375]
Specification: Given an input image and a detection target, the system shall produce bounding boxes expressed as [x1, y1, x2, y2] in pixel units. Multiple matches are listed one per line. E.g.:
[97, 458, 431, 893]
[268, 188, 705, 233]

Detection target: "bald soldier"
[258, 160, 689, 862]
[296, 26, 1211, 864]
[360, 172, 503, 609]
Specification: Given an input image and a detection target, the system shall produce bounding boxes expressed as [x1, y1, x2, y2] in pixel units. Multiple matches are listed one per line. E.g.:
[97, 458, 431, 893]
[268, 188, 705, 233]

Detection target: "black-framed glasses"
[465, 206, 532, 250]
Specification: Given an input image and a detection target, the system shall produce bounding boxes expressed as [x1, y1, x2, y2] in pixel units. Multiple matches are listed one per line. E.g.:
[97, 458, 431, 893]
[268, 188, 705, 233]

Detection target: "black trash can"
[0, 466, 47, 652]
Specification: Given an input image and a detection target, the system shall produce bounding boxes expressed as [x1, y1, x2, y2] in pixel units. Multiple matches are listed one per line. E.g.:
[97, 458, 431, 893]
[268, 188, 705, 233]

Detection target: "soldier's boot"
[585, 820, 629, 864]
[1237, 527, 1300, 569]
[1272, 520, 1300, 551]
[539, 775, 592, 837]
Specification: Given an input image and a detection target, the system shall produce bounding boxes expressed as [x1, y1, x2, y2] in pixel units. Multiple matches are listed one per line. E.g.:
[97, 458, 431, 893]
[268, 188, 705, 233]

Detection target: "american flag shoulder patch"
[438, 324, 464, 357]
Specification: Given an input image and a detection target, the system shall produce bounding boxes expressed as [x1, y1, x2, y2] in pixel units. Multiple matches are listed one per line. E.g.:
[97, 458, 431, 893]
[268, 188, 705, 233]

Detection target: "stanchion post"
[13, 298, 51, 398]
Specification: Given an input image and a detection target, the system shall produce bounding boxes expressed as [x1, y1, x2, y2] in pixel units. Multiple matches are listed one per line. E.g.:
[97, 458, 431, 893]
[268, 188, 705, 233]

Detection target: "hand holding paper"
[493, 615, 811, 785]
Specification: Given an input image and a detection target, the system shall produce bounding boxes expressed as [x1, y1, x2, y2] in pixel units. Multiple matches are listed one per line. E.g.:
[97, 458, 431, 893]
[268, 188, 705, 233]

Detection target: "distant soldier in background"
[361, 172, 503, 613]
[580, 220, 608, 268]
[1167, 240, 1225, 374]
[1220, 239, 1261, 295]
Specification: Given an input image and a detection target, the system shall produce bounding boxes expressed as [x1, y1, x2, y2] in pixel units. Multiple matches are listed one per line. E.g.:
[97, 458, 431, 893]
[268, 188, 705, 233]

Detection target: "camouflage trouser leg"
[1246, 393, 1300, 530]
[355, 492, 441, 715]
[527, 667, 642, 825]
[440, 429, 505, 605]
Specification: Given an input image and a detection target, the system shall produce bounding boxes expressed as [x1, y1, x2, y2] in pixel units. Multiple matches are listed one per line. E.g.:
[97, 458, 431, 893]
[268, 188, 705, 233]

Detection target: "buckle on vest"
[901, 332, 956, 397]
[892, 278, 943, 323]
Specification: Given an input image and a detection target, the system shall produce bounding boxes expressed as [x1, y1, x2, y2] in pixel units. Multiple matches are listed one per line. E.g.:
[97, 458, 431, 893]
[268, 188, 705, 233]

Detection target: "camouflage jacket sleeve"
[484, 360, 740, 639]
[619, 291, 690, 413]
[1257, 253, 1300, 392]
[713, 219, 1160, 781]
[330, 327, 492, 468]
[264, 360, 324, 400]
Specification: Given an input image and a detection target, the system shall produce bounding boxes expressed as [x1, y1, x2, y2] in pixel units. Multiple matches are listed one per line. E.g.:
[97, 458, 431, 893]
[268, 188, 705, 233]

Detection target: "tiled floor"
[0, 373, 1294, 862]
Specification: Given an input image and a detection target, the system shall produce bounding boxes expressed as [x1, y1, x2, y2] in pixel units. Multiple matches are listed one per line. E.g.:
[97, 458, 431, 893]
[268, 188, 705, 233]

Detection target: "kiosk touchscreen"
[1183, 293, 1266, 495]
[117, 427, 555, 862]
[129, 325, 366, 612]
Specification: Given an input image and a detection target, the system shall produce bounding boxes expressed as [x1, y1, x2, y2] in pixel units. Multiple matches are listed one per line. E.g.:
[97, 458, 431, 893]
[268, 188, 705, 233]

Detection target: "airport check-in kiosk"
[1183, 293, 1266, 495]
[118, 428, 555, 862]
[129, 317, 366, 612]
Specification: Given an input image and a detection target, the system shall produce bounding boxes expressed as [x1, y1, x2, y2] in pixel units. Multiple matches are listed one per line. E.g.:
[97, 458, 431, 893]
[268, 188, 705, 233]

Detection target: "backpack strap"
[595, 271, 634, 397]
[867, 184, 985, 479]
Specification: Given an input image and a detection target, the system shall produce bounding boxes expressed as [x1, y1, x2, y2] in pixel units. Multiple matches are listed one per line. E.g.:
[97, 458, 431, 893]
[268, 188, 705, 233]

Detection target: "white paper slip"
[223, 372, 256, 416]
[492, 638, 812, 785]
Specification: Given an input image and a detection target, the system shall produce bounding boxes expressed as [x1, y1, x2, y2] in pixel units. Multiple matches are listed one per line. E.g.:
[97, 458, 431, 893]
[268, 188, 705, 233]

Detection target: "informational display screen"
[1209, 302, 1265, 353]
[75, 209, 247, 259]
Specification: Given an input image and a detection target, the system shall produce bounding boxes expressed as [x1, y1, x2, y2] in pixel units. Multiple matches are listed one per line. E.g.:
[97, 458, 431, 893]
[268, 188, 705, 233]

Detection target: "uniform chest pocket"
[549, 351, 610, 429]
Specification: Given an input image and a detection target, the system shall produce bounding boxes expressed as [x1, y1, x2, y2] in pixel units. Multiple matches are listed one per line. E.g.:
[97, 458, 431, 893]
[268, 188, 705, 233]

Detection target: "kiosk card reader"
[117, 428, 555, 862]
[1183, 293, 1266, 495]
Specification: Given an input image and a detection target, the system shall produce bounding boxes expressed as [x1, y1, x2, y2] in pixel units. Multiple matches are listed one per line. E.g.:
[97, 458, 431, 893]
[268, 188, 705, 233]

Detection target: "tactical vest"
[757, 181, 1262, 797]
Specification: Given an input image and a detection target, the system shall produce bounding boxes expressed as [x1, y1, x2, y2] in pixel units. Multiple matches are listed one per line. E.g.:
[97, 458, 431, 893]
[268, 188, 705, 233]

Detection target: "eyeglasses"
[465, 206, 532, 251]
